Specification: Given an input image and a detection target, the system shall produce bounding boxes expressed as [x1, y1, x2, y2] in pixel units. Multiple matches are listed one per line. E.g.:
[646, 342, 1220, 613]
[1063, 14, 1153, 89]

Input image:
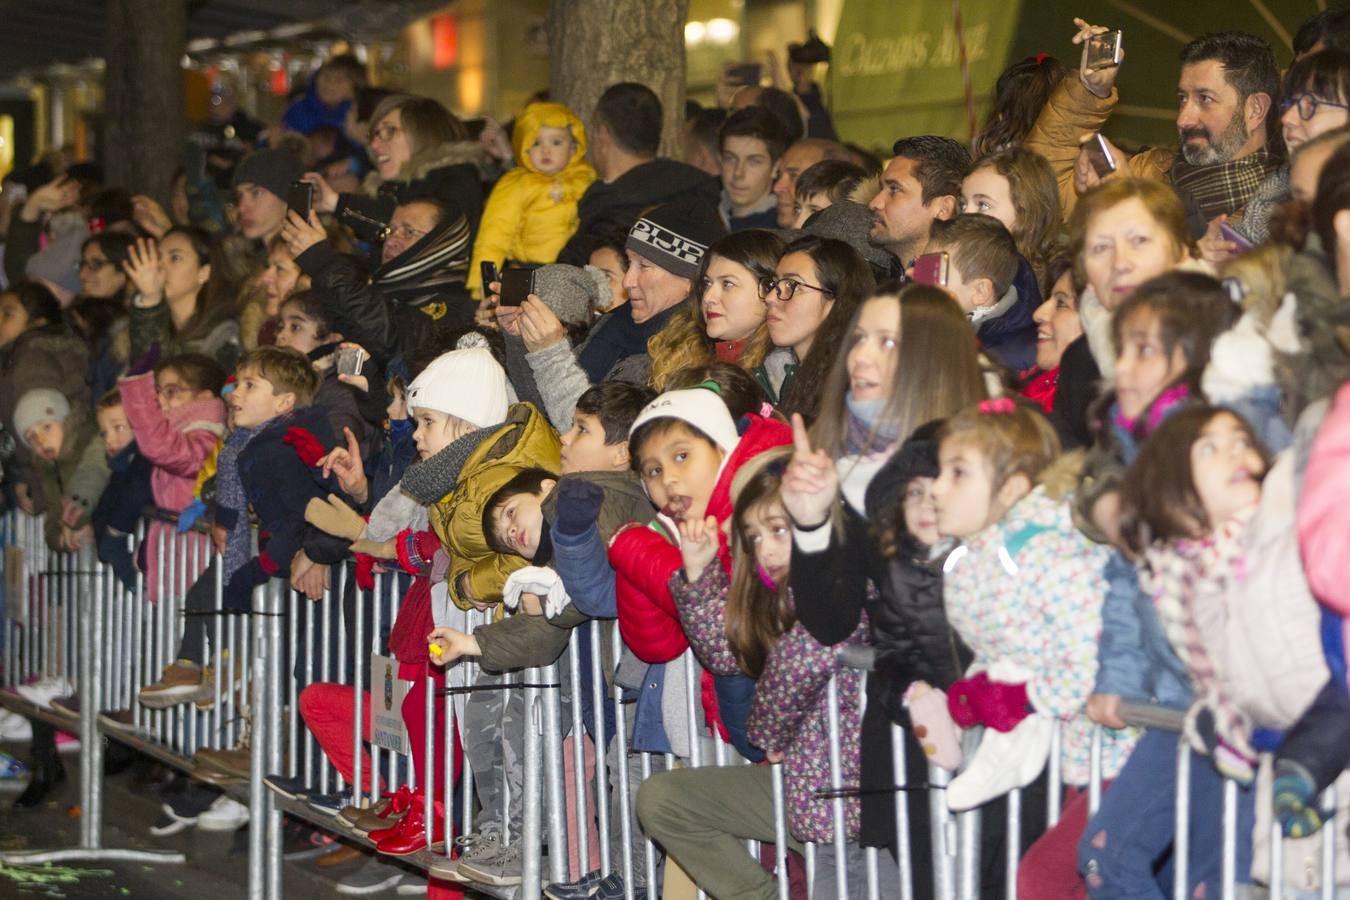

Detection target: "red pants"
[1017, 781, 1113, 900]
[298, 667, 462, 796]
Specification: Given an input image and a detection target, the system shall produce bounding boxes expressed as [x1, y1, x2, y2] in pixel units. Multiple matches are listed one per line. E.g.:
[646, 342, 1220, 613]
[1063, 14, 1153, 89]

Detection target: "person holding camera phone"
[1027, 18, 1281, 241]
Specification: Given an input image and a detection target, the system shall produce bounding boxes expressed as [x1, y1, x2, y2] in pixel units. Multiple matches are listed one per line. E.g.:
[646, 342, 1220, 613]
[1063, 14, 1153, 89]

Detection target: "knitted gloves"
[947, 671, 1032, 733]
[554, 479, 605, 536]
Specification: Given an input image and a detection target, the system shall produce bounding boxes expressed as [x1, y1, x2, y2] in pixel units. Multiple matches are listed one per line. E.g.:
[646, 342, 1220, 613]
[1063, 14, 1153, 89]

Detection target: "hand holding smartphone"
[1084, 133, 1117, 179]
[498, 267, 537, 307]
[1085, 30, 1124, 71]
[287, 181, 314, 220]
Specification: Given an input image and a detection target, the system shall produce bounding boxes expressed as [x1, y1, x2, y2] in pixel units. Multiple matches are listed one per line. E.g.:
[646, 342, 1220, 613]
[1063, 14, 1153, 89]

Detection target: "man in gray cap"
[232, 148, 305, 242]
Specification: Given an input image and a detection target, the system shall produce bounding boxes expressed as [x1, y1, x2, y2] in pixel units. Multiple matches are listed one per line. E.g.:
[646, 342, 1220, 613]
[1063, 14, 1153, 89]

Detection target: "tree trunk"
[103, 0, 187, 205]
[545, 0, 689, 160]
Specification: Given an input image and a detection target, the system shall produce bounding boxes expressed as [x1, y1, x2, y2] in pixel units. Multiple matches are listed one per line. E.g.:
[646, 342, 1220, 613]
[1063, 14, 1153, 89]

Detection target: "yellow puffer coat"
[466, 102, 597, 297]
[429, 402, 561, 610]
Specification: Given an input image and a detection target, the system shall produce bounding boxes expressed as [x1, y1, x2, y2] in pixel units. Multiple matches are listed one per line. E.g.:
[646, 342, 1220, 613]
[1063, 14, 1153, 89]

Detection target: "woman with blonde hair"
[647, 229, 784, 394]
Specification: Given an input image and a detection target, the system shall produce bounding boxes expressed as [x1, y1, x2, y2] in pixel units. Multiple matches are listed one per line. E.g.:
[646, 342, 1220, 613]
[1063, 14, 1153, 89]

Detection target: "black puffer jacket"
[296, 239, 474, 370]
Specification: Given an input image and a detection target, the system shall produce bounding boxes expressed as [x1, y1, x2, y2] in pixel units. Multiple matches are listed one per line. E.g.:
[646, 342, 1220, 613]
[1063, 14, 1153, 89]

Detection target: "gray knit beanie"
[13, 389, 70, 446]
[531, 264, 611, 324]
[804, 200, 897, 272]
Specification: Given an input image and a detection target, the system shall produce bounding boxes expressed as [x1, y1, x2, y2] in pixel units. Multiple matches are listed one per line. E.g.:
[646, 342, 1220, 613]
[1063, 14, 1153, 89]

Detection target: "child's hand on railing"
[59, 523, 93, 552]
[426, 626, 481, 665]
[678, 515, 720, 584]
[1086, 693, 1127, 730]
[290, 550, 330, 601]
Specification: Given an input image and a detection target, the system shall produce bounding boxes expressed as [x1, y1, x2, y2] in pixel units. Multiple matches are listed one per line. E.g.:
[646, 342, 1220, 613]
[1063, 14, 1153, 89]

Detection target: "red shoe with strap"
[372, 791, 447, 856]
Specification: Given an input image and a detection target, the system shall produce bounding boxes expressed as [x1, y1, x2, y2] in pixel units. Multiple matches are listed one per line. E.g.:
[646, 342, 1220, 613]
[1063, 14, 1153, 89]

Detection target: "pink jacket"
[120, 372, 226, 513]
[1299, 381, 1350, 617]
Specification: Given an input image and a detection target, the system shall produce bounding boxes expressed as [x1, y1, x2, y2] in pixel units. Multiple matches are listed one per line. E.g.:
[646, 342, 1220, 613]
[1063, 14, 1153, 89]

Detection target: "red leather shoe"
[373, 792, 446, 856]
[342, 783, 416, 834]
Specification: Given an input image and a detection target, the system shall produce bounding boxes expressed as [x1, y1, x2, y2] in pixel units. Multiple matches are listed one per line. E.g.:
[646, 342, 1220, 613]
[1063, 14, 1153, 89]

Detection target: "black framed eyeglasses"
[1280, 93, 1350, 121]
[758, 276, 835, 302]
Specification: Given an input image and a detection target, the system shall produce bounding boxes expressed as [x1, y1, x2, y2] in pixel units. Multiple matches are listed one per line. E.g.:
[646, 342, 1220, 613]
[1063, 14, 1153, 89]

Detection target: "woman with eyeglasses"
[301, 94, 486, 263]
[124, 227, 241, 372]
[646, 229, 784, 395]
[765, 235, 875, 422]
[70, 233, 136, 401]
[1234, 48, 1350, 246]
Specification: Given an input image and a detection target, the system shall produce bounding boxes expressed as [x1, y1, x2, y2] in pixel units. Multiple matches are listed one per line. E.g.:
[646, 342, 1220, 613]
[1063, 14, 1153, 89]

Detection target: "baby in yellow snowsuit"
[466, 101, 597, 298]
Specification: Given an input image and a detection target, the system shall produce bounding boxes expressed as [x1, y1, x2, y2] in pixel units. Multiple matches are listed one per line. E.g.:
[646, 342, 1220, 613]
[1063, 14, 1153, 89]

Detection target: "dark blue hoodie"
[976, 255, 1041, 374]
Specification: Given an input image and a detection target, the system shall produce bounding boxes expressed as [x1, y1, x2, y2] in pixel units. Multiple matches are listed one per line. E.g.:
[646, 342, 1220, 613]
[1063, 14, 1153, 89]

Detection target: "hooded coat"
[0, 325, 91, 477]
[32, 407, 109, 551]
[428, 402, 562, 610]
[466, 103, 597, 297]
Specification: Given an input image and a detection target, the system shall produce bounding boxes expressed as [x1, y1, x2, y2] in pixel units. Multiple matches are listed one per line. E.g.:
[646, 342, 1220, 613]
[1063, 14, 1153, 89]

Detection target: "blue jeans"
[1078, 728, 1255, 899]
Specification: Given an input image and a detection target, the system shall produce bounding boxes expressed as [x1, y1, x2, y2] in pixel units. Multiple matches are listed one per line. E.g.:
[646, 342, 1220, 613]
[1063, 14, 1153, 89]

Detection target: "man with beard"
[1028, 24, 1279, 232]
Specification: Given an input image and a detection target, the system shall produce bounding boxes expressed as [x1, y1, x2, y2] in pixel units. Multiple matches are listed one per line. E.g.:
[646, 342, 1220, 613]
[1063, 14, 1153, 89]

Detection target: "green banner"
[829, 0, 1025, 153]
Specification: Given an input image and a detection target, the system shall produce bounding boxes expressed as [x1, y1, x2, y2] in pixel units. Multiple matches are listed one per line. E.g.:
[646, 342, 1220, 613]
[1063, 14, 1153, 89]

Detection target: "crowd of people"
[2, 8, 1350, 898]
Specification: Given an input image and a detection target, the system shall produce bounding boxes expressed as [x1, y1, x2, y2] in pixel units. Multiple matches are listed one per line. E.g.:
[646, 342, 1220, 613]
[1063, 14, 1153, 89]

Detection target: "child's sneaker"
[0, 711, 32, 741]
[14, 676, 74, 709]
[545, 869, 606, 900]
[337, 855, 405, 895]
[139, 661, 206, 709]
[0, 751, 29, 780]
[458, 841, 523, 886]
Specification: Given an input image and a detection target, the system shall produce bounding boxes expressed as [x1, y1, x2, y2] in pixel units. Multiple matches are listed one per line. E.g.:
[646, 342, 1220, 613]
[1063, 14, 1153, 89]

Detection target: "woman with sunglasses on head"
[765, 235, 876, 422]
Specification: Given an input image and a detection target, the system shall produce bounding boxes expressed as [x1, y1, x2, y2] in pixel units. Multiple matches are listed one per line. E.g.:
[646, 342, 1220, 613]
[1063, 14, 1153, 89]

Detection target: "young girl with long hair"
[962, 146, 1063, 290]
[929, 401, 1133, 899]
[124, 227, 240, 370]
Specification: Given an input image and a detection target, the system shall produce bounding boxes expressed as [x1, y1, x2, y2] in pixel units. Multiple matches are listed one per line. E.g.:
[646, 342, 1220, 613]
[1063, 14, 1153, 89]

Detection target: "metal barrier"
[0, 505, 1344, 899]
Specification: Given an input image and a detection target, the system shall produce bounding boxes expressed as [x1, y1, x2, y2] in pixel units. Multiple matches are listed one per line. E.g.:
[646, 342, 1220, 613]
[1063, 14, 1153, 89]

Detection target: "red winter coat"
[609, 413, 792, 664]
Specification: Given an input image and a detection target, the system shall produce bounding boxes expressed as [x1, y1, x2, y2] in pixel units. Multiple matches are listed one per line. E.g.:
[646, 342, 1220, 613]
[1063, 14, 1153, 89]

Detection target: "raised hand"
[779, 413, 839, 528]
[319, 426, 370, 504]
[1073, 132, 1123, 195]
[131, 194, 173, 237]
[280, 209, 328, 259]
[124, 237, 166, 304]
[1072, 17, 1123, 99]
[22, 176, 80, 222]
[678, 514, 720, 584]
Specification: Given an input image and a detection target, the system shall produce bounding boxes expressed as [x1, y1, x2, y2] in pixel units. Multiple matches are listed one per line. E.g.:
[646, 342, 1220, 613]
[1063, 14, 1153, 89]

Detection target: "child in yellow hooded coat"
[466, 101, 597, 298]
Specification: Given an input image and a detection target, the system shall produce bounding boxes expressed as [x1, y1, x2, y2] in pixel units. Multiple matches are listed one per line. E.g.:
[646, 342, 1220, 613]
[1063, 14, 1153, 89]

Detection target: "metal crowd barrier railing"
[0, 504, 1344, 900]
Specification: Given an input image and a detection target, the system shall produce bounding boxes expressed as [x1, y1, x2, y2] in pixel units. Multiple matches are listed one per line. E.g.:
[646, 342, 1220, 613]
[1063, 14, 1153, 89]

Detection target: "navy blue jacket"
[977, 256, 1041, 374]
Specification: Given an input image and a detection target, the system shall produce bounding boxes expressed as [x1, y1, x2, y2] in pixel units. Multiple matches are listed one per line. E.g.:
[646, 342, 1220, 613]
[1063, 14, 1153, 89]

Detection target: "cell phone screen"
[1086, 30, 1124, 71]
[911, 252, 949, 287]
[1085, 134, 1117, 179]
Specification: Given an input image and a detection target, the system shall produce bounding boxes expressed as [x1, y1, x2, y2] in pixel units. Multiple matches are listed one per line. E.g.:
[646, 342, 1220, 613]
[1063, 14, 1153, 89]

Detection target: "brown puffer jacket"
[1024, 72, 1174, 220]
[429, 402, 561, 609]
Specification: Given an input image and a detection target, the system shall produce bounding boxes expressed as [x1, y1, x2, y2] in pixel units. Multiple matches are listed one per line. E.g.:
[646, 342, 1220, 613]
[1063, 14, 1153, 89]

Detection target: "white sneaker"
[0, 710, 32, 741]
[197, 795, 250, 831]
[14, 677, 75, 709]
[946, 712, 1054, 812]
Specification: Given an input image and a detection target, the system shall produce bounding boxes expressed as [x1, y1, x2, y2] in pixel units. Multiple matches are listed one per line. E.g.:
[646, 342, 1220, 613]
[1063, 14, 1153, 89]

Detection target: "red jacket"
[610, 414, 793, 663]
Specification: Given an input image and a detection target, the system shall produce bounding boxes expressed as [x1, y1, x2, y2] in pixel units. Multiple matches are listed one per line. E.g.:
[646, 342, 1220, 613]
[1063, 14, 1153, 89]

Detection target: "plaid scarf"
[1171, 148, 1278, 222]
[215, 424, 260, 580]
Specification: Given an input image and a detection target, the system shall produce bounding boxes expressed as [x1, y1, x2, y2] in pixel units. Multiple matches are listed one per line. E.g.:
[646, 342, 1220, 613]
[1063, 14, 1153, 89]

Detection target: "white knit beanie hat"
[406, 346, 509, 428]
[629, 386, 739, 453]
